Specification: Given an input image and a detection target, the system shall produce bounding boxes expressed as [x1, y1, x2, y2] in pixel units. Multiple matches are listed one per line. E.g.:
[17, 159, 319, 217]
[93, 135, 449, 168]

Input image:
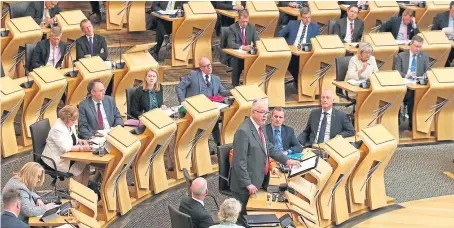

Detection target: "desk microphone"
[115, 39, 125, 69]
[63, 40, 78, 77]
[125, 113, 146, 135]
[311, 129, 327, 160]
[20, 62, 33, 88]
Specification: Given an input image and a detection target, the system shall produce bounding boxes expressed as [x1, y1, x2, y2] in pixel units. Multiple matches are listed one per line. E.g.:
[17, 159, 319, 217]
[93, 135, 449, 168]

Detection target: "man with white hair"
[179, 177, 214, 228]
[230, 99, 300, 223]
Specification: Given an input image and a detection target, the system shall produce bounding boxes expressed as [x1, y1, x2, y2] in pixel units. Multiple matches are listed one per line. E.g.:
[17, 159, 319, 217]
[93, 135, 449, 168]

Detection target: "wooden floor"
[354, 195, 454, 227]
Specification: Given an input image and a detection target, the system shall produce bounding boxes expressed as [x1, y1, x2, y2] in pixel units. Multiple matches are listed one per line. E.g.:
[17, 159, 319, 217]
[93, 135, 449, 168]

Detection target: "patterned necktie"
[148, 91, 158, 109]
[241, 28, 246, 46]
[317, 112, 328, 144]
[274, 129, 284, 152]
[411, 54, 417, 73]
[258, 126, 269, 175]
[88, 37, 94, 55]
[350, 22, 354, 42]
[97, 103, 104, 130]
[205, 75, 211, 87]
[299, 24, 307, 44]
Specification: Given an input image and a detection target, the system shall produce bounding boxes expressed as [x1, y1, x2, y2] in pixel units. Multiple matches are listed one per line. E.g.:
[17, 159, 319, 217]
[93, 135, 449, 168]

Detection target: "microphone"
[20, 62, 34, 88]
[124, 113, 145, 135]
[311, 129, 327, 160]
[64, 40, 78, 77]
[115, 39, 125, 69]
[349, 131, 363, 149]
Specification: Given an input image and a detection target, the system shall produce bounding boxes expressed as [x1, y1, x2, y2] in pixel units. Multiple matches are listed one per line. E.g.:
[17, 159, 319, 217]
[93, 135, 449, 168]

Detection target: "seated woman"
[345, 42, 379, 83]
[130, 68, 168, 119]
[42, 105, 91, 185]
[2, 162, 58, 222]
[210, 198, 244, 228]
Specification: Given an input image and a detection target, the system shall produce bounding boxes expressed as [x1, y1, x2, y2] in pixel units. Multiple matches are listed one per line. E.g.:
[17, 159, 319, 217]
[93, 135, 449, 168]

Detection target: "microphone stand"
[115, 39, 125, 69]
[64, 41, 79, 77]
[20, 63, 34, 88]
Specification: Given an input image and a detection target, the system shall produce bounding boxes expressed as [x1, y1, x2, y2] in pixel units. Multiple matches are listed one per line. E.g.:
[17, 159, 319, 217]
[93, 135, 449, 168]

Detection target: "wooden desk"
[399, 44, 410, 51]
[215, 9, 239, 20]
[278, 7, 300, 18]
[29, 215, 77, 227]
[61, 152, 115, 164]
[345, 43, 358, 54]
[222, 48, 258, 83]
[288, 45, 312, 67]
[246, 190, 291, 212]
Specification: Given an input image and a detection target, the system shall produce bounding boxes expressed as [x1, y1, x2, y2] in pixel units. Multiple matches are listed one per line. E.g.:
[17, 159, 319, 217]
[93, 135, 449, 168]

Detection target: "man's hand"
[289, 2, 299, 8]
[246, 184, 258, 195]
[282, 151, 289, 156]
[286, 159, 301, 168]
[43, 18, 52, 26]
[234, 5, 244, 10]
[241, 45, 252, 51]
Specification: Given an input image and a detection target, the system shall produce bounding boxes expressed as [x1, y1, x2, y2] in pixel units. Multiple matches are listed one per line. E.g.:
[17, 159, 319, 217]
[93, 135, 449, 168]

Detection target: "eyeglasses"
[253, 110, 270, 116]
[200, 63, 211, 68]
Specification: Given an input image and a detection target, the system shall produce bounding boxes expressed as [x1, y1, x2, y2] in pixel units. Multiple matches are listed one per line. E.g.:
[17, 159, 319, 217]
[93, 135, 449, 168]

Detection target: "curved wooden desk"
[363, 33, 399, 71]
[245, 1, 279, 38]
[414, 2, 450, 32]
[55, 10, 86, 42]
[419, 31, 451, 69]
[308, 1, 341, 35]
[69, 178, 98, 219]
[362, 1, 399, 35]
[106, 1, 146, 32]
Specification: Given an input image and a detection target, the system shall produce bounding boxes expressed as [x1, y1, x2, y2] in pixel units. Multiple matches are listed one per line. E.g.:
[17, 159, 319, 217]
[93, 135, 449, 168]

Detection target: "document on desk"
[347, 79, 364, 86]
[404, 78, 417, 85]
[235, 49, 247, 54]
[157, 10, 178, 15]
[163, 105, 182, 117]
[396, 40, 411, 45]
[213, 102, 229, 110]
[349, 42, 359, 47]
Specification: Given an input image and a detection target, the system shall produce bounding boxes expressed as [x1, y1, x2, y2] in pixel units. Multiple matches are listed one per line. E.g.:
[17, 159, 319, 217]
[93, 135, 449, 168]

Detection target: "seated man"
[333, 5, 364, 43]
[265, 107, 302, 155]
[176, 57, 231, 147]
[432, 1, 454, 66]
[1, 190, 29, 228]
[24, 1, 61, 26]
[393, 35, 429, 130]
[78, 79, 123, 139]
[278, 7, 319, 88]
[150, 1, 186, 60]
[226, 9, 259, 86]
[213, 1, 246, 37]
[179, 177, 215, 228]
[76, 19, 108, 61]
[30, 26, 67, 70]
[380, 9, 419, 41]
[298, 89, 355, 147]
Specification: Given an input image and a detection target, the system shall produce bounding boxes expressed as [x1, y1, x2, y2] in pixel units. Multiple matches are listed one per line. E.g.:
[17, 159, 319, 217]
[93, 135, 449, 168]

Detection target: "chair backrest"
[25, 43, 37, 73]
[328, 20, 336, 35]
[217, 144, 233, 195]
[29, 118, 51, 163]
[8, 2, 31, 19]
[168, 205, 193, 228]
[125, 88, 136, 119]
[335, 56, 353, 95]
[220, 26, 231, 66]
[182, 168, 192, 195]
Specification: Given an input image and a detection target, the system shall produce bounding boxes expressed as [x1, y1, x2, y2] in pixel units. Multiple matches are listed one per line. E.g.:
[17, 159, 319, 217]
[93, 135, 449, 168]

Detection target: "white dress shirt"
[345, 18, 354, 43]
[47, 43, 61, 67]
[192, 197, 205, 206]
[314, 108, 333, 144]
[92, 99, 111, 130]
[294, 21, 309, 45]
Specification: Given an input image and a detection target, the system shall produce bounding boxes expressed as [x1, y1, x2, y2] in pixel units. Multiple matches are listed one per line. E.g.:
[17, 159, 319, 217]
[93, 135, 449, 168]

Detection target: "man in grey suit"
[393, 35, 430, 130]
[298, 90, 355, 147]
[230, 99, 300, 222]
[78, 79, 124, 139]
[333, 5, 364, 43]
[176, 57, 231, 147]
[226, 10, 259, 86]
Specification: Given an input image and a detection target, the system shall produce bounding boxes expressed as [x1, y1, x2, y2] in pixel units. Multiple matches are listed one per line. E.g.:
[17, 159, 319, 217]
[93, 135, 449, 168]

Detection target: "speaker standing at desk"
[31, 26, 67, 71]
[230, 99, 300, 221]
[76, 19, 108, 61]
[24, 1, 62, 26]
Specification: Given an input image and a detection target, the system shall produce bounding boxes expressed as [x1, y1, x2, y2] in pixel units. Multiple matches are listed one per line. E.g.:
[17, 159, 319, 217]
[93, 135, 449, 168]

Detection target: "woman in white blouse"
[42, 105, 92, 185]
[345, 42, 379, 82]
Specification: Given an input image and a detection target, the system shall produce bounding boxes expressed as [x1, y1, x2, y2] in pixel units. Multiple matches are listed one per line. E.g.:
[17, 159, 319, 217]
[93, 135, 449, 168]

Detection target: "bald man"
[179, 177, 214, 228]
[298, 90, 355, 147]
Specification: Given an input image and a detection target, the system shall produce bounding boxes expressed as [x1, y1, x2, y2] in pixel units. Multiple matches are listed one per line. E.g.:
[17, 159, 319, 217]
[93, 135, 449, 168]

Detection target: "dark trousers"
[154, 18, 173, 54]
[232, 191, 250, 226]
[212, 123, 221, 146]
[403, 90, 415, 130]
[288, 55, 300, 82]
[90, 1, 101, 14]
[445, 48, 454, 67]
[229, 57, 244, 86]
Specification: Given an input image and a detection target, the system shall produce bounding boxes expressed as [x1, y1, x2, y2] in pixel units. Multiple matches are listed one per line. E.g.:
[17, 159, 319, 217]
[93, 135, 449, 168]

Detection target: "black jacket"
[333, 17, 364, 43]
[265, 124, 303, 153]
[75, 34, 108, 61]
[432, 11, 450, 31]
[30, 39, 67, 71]
[130, 86, 164, 119]
[179, 197, 214, 228]
[380, 16, 420, 40]
[24, 1, 62, 25]
[1, 211, 29, 228]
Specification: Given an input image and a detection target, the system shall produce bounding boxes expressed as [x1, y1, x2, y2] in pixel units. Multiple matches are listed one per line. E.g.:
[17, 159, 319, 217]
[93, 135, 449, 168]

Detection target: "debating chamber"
[2, 1, 454, 227]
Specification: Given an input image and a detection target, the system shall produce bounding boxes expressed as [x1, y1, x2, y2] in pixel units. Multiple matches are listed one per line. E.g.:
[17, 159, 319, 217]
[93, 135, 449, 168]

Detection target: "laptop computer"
[244, 214, 280, 227]
[40, 205, 60, 222]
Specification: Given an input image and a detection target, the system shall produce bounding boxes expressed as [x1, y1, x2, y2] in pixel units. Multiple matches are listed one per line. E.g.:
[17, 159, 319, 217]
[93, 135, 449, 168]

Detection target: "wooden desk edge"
[61, 152, 114, 164]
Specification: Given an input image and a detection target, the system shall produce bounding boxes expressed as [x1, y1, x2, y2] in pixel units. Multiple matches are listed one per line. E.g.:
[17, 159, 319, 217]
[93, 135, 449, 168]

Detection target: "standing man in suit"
[265, 107, 303, 155]
[333, 5, 364, 43]
[176, 56, 232, 147]
[78, 79, 123, 139]
[24, 1, 61, 26]
[432, 1, 454, 66]
[278, 7, 320, 89]
[30, 26, 67, 71]
[380, 9, 419, 41]
[298, 90, 355, 147]
[226, 10, 259, 86]
[1, 190, 29, 228]
[150, 1, 186, 60]
[76, 19, 108, 61]
[179, 177, 214, 228]
[230, 99, 300, 222]
[393, 35, 429, 130]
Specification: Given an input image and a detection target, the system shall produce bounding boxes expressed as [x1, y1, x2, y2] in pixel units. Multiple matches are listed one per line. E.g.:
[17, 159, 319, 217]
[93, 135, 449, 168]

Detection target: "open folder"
[288, 156, 319, 178]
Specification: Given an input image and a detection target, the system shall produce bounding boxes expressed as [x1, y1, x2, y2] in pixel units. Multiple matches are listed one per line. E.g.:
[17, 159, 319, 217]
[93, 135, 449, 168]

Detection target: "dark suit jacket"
[278, 20, 320, 45]
[278, 1, 308, 7]
[30, 39, 67, 70]
[78, 96, 124, 139]
[230, 118, 288, 194]
[213, 1, 246, 10]
[152, 1, 185, 11]
[176, 70, 231, 103]
[227, 22, 259, 49]
[75, 34, 108, 61]
[380, 16, 420, 40]
[1, 211, 29, 228]
[298, 108, 355, 146]
[393, 50, 430, 78]
[24, 1, 62, 25]
[265, 124, 303, 153]
[333, 17, 364, 43]
[179, 197, 214, 228]
[432, 11, 450, 31]
[130, 86, 164, 119]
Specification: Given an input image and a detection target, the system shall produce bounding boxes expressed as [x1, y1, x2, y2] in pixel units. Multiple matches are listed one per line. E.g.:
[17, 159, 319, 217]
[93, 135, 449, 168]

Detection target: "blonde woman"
[42, 105, 91, 185]
[2, 162, 58, 221]
[345, 42, 379, 83]
[130, 68, 167, 119]
[210, 198, 244, 228]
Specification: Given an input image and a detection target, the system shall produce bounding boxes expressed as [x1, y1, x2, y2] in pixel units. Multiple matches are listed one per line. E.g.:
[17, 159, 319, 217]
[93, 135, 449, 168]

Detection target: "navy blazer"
[278, 20, 320, 45]
[265, 124, 303, 153]
[1, 211, 29, 228]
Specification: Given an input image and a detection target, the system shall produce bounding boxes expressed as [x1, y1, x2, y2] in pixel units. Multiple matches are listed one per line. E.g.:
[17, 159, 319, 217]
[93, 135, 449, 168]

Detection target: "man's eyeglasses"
[200, 63, 211, 68]
[253, 110, 270, 116]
